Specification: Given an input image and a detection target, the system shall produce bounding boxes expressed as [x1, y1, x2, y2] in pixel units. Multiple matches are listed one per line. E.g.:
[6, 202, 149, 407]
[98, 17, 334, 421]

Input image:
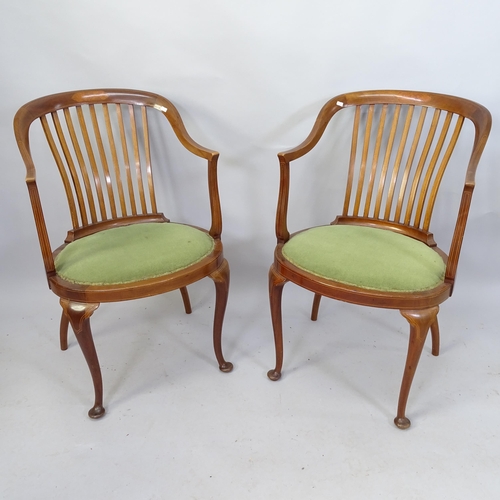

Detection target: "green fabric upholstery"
[55, 222, 215, 285]
[282, 225, 446, 292]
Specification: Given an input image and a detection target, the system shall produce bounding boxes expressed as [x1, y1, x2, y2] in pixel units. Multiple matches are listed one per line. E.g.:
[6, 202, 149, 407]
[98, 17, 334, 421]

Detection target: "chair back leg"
[430, 318, 440, 356]
[59, 311, 69, 351]
[311, 293, 322, 321]
[179, 287, 192, 314]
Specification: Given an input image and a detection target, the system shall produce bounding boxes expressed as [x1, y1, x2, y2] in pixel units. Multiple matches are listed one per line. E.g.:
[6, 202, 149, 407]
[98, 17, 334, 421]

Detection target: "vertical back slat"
[353, 105, 374, 216]
[363, 104, 388, 217]
[343, 105, 361, 215]
[383, 105, 414, 219]
[374, 104, 401, 218]
[103, 103, 128, 217]
[394, 106, 428, 222]
[142, 107, 157, 213]
[129, 105, 147, 214]
[89, 105, 117, 219]
[117, 104, 137, 216]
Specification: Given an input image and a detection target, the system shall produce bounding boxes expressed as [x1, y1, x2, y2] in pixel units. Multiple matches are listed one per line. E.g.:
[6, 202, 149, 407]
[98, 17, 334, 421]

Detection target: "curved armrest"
[151, 96, 223, 238]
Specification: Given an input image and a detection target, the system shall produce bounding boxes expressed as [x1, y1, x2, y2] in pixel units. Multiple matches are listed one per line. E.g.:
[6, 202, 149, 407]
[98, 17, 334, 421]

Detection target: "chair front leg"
[209, 259, 233, 373]
[60, 299, 104, 419]
[267, 264, 288, 381]
[395, 306, 439, 429]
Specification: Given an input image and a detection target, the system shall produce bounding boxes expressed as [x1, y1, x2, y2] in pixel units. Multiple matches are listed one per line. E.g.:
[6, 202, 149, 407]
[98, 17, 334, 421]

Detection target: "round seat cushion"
[281, 225, 446, 292]
[55, 222, 215, 285]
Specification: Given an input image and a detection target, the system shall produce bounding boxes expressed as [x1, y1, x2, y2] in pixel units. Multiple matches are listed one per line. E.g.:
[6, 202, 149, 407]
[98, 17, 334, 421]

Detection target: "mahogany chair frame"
[14, 88, 233, 418]
[268, 90, 491, 428]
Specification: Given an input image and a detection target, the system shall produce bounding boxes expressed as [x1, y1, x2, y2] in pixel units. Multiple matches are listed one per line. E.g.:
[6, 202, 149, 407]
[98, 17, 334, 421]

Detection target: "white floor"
[1, 240, 500, 499]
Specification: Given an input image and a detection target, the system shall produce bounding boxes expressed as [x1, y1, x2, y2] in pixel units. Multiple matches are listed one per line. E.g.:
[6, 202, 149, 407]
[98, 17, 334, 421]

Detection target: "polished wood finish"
[267, 265, 288, 382]
[60, 299, 103, 418]
[395, 307, 439, 429]
[268, 90, 491, 428]
[15, 89, 232, 418]
[210, 259, 233, 373]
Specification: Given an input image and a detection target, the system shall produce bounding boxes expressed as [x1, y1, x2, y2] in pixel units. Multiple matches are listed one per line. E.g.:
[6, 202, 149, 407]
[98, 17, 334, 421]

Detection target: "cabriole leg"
[267, 264, 287, 381]
[395, 306, 439, 429]
[60, 299, 104, 419]
[209, 259, 233, 373]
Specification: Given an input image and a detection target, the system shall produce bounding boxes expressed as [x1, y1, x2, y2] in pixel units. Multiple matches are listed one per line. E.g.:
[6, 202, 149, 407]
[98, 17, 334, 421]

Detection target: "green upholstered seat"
[55, 222, 215, 285]
[281, 225, 445, 292]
